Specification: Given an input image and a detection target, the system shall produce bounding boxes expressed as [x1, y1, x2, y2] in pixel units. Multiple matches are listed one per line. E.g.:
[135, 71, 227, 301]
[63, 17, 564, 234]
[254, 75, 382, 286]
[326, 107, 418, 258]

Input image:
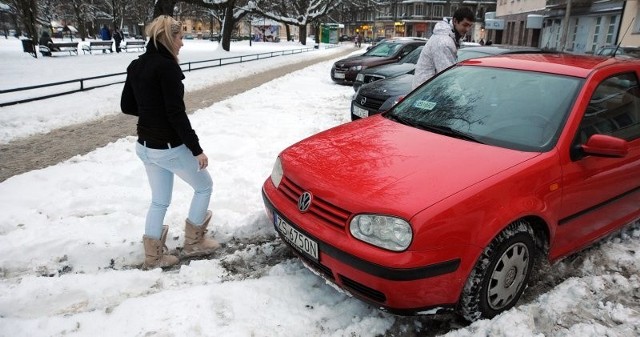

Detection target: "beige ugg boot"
[183, 210, 220, 257]
[143, 225, 179, 269]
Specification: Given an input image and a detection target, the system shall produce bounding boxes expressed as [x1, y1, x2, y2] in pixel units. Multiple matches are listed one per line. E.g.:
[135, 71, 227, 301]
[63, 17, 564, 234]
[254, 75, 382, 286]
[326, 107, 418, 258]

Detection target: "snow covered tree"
[248, 0, 343, 46]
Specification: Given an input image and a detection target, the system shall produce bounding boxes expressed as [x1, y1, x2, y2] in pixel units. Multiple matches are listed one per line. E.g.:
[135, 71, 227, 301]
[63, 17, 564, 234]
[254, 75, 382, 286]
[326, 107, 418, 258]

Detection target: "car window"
[365, 43, 403, 57]
[621, 48, 640, 58]
[579, 73, 640, 142]
[399, 45, 415, 58]
[386, 66, 582, 151]
[598, 48, 614, 56]
[400, 47, 423, 64]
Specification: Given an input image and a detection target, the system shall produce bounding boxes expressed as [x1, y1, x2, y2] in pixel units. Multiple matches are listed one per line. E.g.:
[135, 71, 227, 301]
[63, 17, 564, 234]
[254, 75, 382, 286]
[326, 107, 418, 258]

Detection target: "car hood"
[281, 116, 540, 218]
[334, 55, 386, 66]
[358, 73, 414, 99]
[359, 63, 416, 77]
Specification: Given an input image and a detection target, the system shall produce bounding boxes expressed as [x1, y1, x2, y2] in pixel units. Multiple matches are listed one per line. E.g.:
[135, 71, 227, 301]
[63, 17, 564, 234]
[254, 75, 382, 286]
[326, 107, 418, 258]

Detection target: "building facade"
[492, 0, 635, 53]
[342, 0, 497, 43]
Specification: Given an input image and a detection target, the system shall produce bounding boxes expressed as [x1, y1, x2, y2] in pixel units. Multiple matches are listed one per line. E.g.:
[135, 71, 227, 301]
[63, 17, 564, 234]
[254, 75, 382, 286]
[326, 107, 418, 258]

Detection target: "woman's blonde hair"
[145, 15, 182, 62]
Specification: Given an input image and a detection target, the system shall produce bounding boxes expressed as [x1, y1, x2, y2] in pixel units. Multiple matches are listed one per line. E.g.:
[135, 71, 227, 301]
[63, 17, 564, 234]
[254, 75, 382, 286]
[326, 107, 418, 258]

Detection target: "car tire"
[459, 220, 536, 321]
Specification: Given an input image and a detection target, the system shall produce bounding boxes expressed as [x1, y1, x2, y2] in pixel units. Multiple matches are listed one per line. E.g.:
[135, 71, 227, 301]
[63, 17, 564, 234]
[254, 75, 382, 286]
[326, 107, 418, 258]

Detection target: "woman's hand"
[196, 153, 208, 170]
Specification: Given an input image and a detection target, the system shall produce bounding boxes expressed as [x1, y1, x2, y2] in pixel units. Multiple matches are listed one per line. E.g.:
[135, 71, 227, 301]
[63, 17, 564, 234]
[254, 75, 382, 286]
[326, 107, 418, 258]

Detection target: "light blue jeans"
[136, 143, 213, 240]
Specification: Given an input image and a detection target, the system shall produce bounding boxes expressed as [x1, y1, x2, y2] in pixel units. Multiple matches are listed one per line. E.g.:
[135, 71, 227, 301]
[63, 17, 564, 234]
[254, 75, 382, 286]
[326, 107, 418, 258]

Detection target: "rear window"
[365, 43, 403, 57]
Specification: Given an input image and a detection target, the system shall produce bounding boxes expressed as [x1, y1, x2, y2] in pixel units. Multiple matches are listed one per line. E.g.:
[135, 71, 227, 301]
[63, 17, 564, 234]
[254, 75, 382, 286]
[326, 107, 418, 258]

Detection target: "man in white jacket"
[412, 7, 475, 89]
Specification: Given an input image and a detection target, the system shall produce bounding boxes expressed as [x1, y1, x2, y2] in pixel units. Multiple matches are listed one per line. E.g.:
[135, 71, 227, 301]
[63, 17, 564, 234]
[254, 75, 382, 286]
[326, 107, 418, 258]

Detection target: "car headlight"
[270, 157, 283, 188]
[350, 214, 412, 251]
[350, 65, 363, 71]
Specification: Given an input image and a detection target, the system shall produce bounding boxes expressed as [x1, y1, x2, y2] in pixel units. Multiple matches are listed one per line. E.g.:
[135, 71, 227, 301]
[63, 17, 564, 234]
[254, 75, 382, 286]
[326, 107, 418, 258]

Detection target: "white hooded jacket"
[412, 20, 458, 89]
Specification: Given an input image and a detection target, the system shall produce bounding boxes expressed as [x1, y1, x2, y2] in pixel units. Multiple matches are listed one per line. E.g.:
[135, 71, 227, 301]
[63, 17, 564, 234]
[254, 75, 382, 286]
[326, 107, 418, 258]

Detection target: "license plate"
[352, 105, 369, 118]
[334, 72, 346, 79]
[274, 213, 319, 261]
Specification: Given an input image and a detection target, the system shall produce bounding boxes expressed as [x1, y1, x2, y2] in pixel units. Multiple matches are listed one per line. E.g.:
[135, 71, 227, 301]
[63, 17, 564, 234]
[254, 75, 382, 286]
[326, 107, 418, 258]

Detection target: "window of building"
[571, 18, 579, 51]
[433, 5, 443, 18]
[416, 4, 423, 16]
[591, 17, 602, 53]
[450, 5, 458, 17]
[605, 15, 618, 45]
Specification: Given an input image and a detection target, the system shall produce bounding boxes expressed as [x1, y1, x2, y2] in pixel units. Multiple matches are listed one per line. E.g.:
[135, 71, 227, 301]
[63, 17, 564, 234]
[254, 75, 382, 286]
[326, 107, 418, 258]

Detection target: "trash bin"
[21, 39, 37, 58]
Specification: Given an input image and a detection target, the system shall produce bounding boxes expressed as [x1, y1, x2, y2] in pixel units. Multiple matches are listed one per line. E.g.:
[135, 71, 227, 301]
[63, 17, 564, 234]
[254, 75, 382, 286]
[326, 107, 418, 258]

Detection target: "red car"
[262, 54, 640, 320]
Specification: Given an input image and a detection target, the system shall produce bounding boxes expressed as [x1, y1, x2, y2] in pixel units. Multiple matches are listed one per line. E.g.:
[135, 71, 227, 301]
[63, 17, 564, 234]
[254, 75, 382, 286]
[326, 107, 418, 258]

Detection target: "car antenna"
[611, 17, 635, 57]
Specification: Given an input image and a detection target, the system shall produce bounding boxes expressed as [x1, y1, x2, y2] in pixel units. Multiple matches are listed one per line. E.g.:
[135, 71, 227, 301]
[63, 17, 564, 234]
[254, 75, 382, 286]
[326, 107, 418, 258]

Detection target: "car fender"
[407, 150, 562, 271]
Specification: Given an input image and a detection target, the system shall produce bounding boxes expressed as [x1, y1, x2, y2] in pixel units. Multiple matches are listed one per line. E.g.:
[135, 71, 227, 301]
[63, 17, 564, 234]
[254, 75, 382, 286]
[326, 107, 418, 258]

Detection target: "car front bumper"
[331, 67, 357, 84]
[262, 180, 466, 314]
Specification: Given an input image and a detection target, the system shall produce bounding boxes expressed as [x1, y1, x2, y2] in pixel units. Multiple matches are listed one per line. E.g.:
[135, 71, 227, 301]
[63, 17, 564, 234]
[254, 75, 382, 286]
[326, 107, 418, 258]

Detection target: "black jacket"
[121, 41, 203, 156]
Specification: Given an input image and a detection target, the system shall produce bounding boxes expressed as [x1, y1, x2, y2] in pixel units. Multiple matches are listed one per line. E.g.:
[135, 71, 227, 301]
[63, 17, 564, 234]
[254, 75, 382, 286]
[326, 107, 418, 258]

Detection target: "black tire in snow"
[459, 220, 537, 321]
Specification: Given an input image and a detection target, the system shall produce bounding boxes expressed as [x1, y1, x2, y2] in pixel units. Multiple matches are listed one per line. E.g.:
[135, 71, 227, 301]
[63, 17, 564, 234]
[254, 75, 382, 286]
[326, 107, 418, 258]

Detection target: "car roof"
[380, 37, 427, 43]
[459, 45, 542, 54]
[459, 53, 640, 78]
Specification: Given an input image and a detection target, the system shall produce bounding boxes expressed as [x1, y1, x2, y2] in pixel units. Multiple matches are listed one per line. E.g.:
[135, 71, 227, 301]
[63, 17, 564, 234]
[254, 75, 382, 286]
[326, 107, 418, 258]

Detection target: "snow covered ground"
[0, 37, 639, 336]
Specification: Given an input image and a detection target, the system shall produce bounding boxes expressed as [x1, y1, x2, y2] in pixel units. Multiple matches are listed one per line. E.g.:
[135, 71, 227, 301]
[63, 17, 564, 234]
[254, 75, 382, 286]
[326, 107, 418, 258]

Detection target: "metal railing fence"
[0, 46, 320, 108]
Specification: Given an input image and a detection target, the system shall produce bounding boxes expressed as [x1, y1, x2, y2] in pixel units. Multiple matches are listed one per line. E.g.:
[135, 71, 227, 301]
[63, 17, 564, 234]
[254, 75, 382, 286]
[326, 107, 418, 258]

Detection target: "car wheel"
[459, 220, 536, 321]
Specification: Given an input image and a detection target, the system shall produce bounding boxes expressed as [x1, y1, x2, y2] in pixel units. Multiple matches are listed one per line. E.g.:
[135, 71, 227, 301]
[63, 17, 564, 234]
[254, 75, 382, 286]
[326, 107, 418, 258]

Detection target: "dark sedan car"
[351, 46, 543, 120]
[331, 38, 426, 84]
[353, 46, 423, 92]
[595, 46, 640, 59]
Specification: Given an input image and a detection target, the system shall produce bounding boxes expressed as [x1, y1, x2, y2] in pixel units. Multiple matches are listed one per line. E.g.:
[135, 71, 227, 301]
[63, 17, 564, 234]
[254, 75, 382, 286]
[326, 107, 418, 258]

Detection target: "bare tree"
[249, 0, 343, 46]
[152, 0, 246, 52]
[8, 0, 38, 41]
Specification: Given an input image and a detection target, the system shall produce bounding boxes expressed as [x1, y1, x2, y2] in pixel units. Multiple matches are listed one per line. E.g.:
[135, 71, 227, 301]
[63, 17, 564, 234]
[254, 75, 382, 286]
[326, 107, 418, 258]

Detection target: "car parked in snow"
[351, 45, 544, 120]
[352, 46, 423, 92]
[263, 54, 640, 320]
[595, 45, 640, 59]
[330, 38, 426, 84]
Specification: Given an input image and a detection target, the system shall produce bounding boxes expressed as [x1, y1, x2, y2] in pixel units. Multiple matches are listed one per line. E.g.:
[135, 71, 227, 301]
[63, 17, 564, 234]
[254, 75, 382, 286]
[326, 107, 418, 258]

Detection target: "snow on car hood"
[280, 116, 540, 217]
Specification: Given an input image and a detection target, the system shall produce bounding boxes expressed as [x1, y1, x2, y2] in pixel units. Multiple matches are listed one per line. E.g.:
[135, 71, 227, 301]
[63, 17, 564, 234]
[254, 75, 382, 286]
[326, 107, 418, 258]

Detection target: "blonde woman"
[121, 15, 219, 269]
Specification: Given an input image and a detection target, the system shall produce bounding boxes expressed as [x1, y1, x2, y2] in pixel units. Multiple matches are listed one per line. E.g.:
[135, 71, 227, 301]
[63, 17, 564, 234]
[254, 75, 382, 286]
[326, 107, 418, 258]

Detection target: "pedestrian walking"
[113, 27, 123, 53]
[99, 24, 113, 53]
[120, 15, 220, 270]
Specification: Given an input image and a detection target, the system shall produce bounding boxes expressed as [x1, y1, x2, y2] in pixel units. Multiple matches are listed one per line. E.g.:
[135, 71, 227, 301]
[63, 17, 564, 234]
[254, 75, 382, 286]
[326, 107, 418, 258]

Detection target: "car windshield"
[385, 66, 583, 152]
[399, 47, 423, 64]
[365, 42, 404, 57]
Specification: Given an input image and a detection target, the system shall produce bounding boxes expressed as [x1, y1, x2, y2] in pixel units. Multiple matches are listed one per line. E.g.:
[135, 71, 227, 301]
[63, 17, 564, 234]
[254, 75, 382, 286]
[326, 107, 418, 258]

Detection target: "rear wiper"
[420, 124, 485, 144]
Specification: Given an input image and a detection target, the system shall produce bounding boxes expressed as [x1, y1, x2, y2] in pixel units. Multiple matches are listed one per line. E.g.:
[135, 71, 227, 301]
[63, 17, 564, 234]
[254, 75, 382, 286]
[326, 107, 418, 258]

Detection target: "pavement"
[0, 46, 355, 182]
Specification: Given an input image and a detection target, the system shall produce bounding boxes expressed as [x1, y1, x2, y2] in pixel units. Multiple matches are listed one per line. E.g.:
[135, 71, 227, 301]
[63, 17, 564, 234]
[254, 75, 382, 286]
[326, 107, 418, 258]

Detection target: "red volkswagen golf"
[262, 54, 640, 321]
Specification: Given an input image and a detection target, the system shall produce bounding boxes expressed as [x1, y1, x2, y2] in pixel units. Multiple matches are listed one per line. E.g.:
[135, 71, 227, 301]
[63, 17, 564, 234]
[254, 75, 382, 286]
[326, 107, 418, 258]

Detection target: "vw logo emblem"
[360, 97, 367, 105]
[298, 192, 312, 213]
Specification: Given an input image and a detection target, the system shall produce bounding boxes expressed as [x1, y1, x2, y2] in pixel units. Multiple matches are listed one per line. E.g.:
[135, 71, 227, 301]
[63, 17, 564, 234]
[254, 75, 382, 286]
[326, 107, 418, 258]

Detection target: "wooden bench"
[82, 41, 113, 54]
[39, 42, 79, 56]
[121, 40, 145, 52]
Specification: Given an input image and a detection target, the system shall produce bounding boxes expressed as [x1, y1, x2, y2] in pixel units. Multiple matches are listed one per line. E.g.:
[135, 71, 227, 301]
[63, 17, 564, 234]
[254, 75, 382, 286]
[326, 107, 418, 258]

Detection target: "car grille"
[340, 275, 387, 303]
[363, 74, 385, 84]
[333, 64, 350, 72]
[279, 176, 351, 229]
[354, 93, 386, 111]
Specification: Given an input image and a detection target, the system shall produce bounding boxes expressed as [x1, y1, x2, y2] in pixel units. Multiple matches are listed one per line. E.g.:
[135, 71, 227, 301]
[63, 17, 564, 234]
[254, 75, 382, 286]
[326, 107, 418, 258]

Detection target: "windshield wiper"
[386, 114, 421, 128]
[419, 124, 485, 144]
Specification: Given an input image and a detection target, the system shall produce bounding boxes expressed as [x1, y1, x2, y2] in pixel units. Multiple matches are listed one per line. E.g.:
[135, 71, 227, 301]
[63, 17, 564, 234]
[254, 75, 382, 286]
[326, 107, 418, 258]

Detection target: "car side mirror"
[581, 134, 628, 158]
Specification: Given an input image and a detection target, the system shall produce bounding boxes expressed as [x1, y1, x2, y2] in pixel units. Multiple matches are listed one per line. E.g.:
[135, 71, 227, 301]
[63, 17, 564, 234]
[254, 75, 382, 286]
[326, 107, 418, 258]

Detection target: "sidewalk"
[0, 47, 355, 182]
